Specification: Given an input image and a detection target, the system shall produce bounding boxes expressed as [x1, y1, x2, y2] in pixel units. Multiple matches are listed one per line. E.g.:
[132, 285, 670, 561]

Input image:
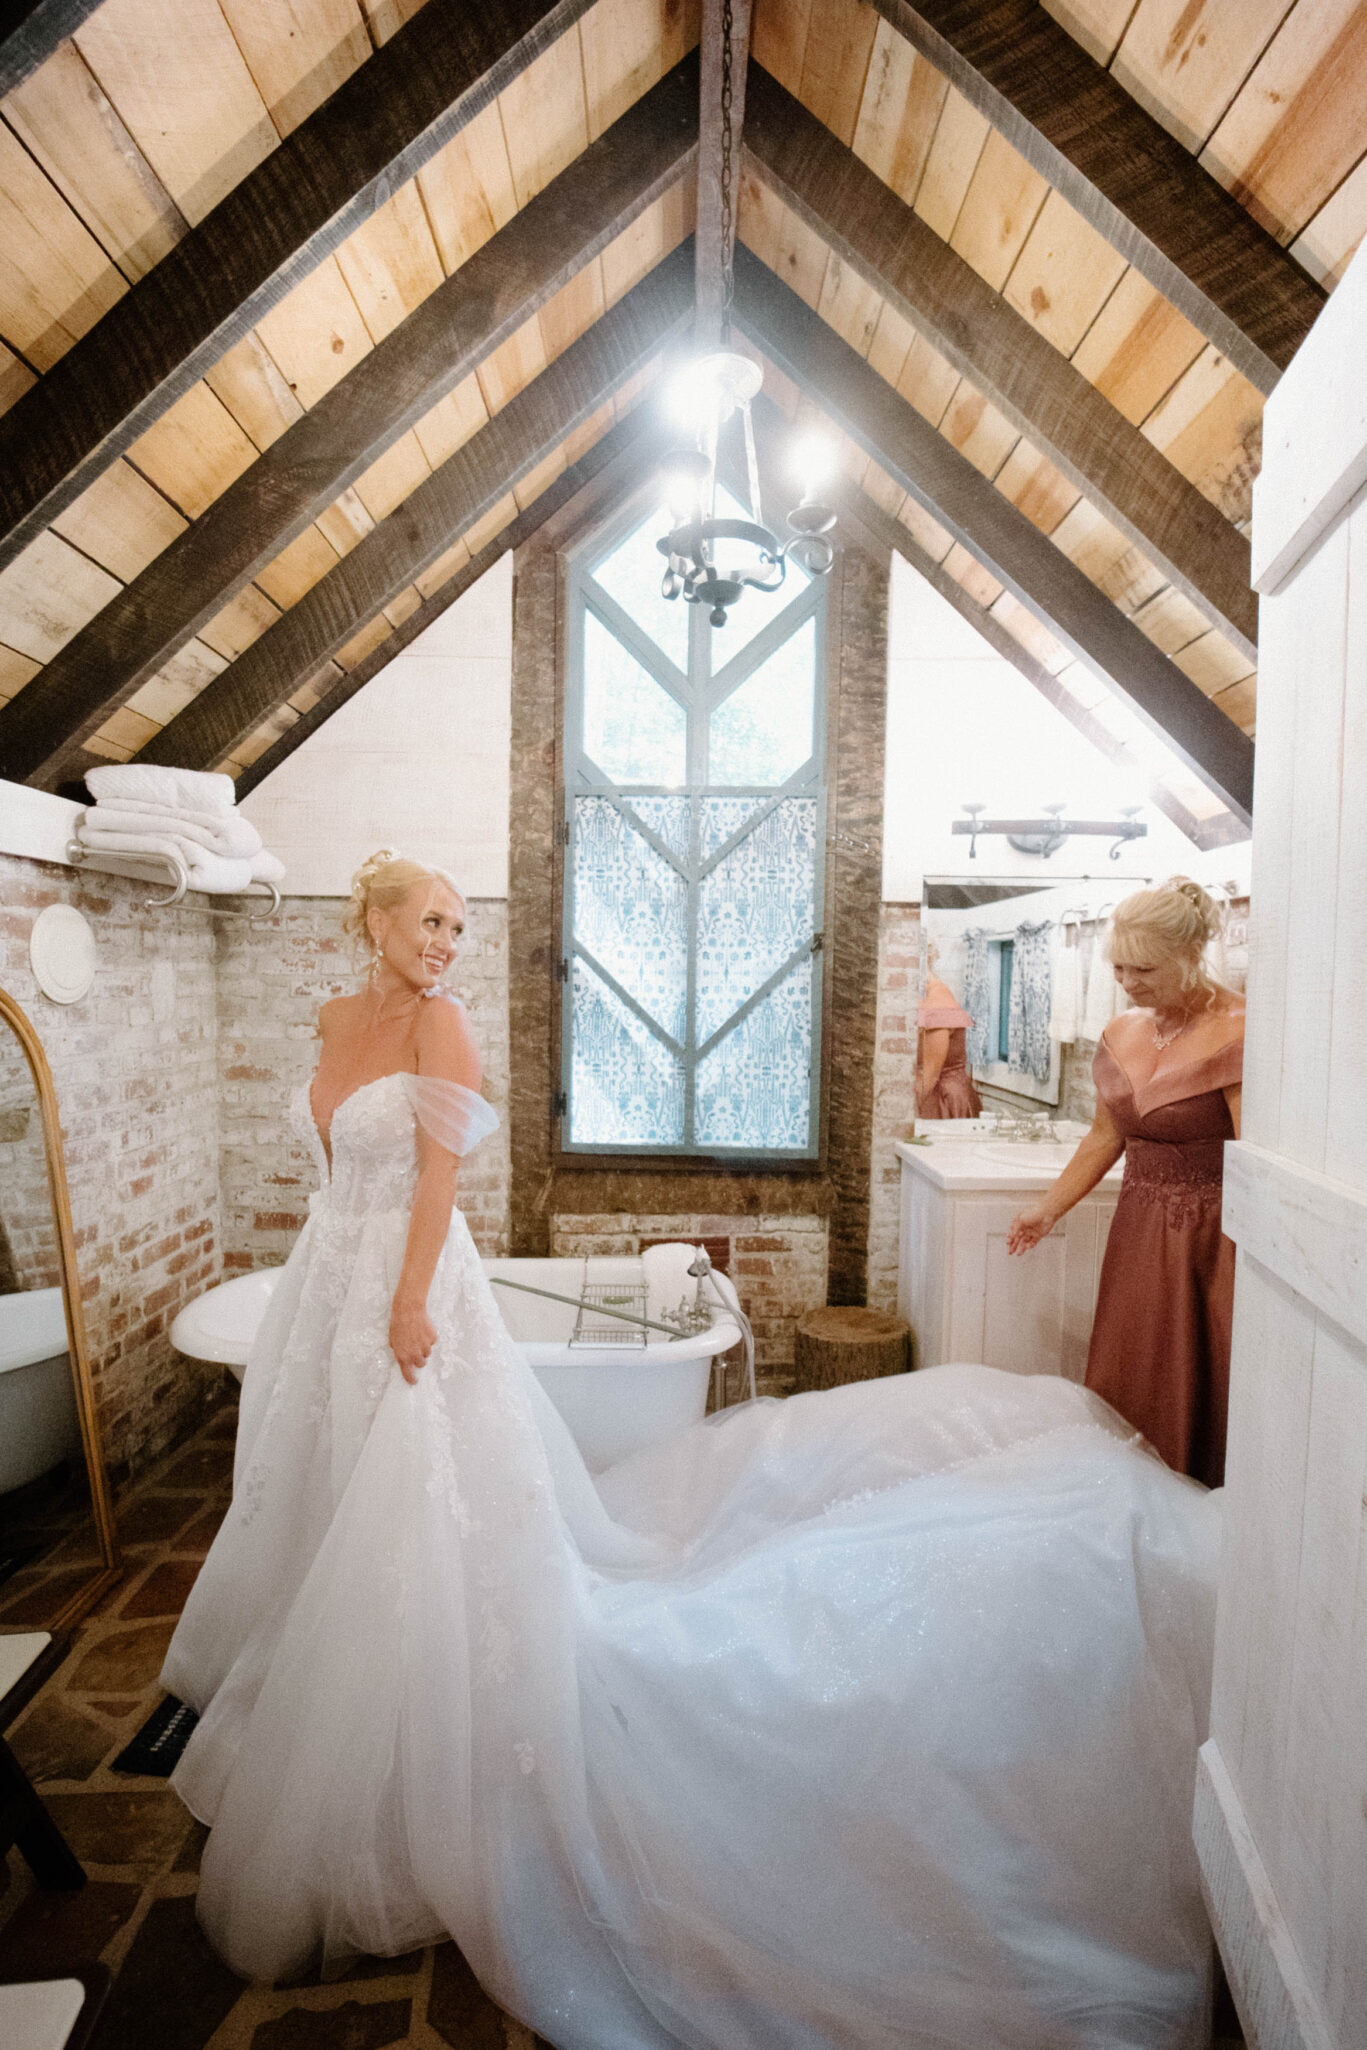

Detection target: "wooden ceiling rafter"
[866, 0, 1325, 396]
[0, 0, 603, 572]
[0, 0, 104, 97]
[126, 240, 695, 778]
[232, 407, 664, 800]
[732, 241, 1254, 823]
[742, 59, 1258, 661]
[0, 54, 700, 786]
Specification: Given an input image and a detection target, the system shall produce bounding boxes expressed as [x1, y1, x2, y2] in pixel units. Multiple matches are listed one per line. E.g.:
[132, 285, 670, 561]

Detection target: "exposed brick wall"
[0, 855, 223, 1481]
[868, 903, 920, 1313]
[0, 1029, 60, 1292]
[214, 897, 511, 1270]
[550, 1211, 828, 1396]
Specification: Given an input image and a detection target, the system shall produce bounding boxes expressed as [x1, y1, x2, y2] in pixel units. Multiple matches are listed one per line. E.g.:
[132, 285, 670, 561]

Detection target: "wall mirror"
[0, 986, 120, 1632]
[921, 876, 1150, 1118]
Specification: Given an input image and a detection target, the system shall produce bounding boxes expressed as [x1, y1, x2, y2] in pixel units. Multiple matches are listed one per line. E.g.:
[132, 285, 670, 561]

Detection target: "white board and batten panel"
[1199, 233, 1367, 2050]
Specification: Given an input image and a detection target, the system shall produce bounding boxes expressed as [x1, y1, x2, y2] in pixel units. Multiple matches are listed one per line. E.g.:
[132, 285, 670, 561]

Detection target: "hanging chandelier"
[656, 0, 837, 627]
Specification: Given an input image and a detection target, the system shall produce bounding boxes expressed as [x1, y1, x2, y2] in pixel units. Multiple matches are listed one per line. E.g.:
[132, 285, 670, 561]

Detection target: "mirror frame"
[0, 983, 121, 1628]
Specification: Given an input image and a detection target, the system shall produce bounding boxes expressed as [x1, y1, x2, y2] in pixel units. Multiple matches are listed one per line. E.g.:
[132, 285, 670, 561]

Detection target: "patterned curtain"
[961, 929, 991, 1068]
[1007, 921, 1054, 1082]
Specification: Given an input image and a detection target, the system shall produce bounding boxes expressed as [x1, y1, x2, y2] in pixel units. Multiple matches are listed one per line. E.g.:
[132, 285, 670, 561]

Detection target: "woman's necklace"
[1151, 1010, 1192, 1052]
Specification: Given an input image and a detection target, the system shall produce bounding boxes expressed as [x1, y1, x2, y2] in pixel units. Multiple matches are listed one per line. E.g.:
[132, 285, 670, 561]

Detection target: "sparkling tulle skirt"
[164, 1163, 1219, 2048]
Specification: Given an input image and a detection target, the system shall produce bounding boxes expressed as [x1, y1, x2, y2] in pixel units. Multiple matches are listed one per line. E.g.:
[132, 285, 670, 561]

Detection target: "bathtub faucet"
[687, 1247, 712, 1323]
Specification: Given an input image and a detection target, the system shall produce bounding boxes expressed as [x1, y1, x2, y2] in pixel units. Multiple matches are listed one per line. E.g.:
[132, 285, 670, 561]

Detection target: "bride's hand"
[1007, 1203, 1057, 1255]
[389, 1295, 437, 1384]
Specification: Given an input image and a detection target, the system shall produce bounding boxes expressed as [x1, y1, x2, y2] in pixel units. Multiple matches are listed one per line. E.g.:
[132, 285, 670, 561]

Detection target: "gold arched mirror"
[0, 985, 120, 1630]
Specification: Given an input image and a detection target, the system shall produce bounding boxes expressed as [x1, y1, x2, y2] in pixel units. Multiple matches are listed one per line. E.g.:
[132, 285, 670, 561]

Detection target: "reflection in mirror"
[0, 988, 119, 1632]
[919, 877, 1152, 1125]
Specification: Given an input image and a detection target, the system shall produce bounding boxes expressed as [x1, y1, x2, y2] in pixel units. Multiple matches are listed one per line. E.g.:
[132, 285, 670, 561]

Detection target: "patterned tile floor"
[2, 1396, 1246, 2050]
[0, 1398, 546, 2050]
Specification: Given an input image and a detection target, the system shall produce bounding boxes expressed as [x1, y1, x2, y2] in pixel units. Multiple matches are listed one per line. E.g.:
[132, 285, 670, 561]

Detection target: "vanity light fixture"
[954, 804, 1147, 862]
[655, 0, 837, 627]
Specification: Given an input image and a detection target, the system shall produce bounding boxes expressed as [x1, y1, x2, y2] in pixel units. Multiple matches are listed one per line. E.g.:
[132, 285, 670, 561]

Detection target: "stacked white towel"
[80, 765, 285, 894]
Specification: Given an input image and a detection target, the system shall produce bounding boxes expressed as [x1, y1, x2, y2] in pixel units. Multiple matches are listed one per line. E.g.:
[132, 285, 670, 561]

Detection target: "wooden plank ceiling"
[0, 0, 1364, 832]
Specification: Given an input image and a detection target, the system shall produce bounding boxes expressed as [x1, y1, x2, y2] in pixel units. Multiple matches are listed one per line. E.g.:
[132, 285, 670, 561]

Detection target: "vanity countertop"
[894, 1128, 1125, 1194]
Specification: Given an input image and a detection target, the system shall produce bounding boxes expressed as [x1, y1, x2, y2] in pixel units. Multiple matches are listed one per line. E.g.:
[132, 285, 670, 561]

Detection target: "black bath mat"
[112, 1695, 199, 1777]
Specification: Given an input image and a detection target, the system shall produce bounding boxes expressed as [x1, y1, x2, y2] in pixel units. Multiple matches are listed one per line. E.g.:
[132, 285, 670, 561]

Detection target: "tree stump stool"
[793, 1306, 911, 1392]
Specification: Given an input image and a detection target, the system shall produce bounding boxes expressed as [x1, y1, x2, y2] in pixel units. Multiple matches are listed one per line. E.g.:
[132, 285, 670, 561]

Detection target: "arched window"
[560, 484, 827, 1158]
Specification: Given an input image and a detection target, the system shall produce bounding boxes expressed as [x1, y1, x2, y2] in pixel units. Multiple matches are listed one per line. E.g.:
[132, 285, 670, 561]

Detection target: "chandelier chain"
[719, 0, 735, 343]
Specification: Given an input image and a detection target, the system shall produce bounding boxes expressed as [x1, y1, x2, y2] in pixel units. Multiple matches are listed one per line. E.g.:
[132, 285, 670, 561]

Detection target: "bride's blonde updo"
[1106, 876, 1223, 1001]
[342, 849, 464, 959]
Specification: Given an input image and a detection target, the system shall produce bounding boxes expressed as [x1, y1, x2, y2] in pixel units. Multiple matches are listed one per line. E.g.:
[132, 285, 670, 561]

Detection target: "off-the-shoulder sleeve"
[399, 1074, 499, 1156]
[917, 999, 974, 1031]
[1203, 1021, 1245, 1093]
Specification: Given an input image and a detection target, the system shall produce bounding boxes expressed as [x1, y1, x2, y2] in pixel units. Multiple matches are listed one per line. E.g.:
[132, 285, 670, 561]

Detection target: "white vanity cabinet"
[896, 1138, 1122, 1381]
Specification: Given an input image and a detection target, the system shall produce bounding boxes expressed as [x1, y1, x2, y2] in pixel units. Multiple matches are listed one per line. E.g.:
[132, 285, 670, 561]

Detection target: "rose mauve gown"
[1085, 1014, 1244, 1488]
[915, 981, 983, 1119]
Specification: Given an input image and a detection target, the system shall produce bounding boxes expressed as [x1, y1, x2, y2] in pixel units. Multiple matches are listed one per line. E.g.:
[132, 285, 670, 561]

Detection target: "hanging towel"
[961, 930, 991, 1069]
[1082, 927, 1118, 1040]
[1007, 922, 1053, 1082]
[1048, 924, 1081, 1043]
[85, 764, 237, 814]
[81, 803, 263, 860]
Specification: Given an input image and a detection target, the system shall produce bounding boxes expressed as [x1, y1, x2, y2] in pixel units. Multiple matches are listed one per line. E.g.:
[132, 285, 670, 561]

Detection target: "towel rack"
[67, 841, 281, 921]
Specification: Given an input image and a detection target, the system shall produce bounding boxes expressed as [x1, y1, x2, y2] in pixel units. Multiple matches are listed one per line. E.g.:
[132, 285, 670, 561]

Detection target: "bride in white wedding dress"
[163, 853, 1221, 2049]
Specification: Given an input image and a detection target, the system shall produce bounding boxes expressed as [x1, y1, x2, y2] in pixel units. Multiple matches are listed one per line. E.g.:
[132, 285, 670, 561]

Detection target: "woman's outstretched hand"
[389, 1295, 437, 1383]
[1007, 1203, 1057, 1255]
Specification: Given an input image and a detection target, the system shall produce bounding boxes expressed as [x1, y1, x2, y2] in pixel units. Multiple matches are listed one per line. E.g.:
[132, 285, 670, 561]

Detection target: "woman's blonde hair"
[1106, 876, 1223, 1000]
[342, 849, 464, 958]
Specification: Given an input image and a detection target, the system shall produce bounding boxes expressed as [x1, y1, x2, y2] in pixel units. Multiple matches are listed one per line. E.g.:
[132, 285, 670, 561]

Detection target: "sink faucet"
[987, 1109, 1053, 1142]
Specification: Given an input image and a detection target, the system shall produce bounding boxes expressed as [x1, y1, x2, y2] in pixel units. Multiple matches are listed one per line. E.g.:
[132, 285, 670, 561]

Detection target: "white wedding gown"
[163, 1071, 1221, 2048]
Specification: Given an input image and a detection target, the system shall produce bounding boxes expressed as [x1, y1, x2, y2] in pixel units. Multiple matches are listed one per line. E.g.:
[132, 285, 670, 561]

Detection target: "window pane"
[621, 795, 692, 863]
[696, 798, 817, 1043]
[573, 797, 687, 1043]
[698, 795, 769, 861]
[582, 614, 687, 785]
[590, 510, 690, 670]
[694, 955, 813, 1149]
[709, 616, 816, 786]
[569, 958, 685, 1146]
[703, 484, 809, 665]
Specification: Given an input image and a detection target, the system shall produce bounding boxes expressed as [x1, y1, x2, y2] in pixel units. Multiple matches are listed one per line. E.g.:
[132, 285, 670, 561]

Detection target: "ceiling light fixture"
[657, 0, 836, 626]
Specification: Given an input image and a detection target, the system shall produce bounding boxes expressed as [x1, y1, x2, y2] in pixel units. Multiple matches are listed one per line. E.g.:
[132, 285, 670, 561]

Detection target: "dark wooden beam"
[743, 61, 1257, 660]
[234, 411, 661, 799]
[135, 243, 694, 774]
[696, 0, 752, 345]
[0, 0, 601, 573]
[833, 478, 1235, 850]
[0, 60, 699, 787]
[868, 0, 1323, 394]
[0, 0, 102, 95]
[733, 244, 1254, 822]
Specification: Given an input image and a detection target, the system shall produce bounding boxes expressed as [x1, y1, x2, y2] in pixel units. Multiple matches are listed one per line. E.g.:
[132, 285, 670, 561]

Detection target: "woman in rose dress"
[1008, 879, 1242, 1486]
[915, 940, 983, 1120]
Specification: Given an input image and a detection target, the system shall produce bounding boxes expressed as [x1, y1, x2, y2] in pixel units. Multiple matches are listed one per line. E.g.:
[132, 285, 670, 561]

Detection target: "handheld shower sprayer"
[686, 1245, 757, 1407]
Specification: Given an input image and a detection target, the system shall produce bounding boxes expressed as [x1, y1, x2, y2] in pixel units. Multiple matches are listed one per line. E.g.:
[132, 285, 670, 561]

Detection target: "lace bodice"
[291, 1071, 425, 1219]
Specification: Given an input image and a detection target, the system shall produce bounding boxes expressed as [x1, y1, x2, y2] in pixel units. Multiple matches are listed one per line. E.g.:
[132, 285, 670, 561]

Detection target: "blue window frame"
[560, 485, 827, 1159]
